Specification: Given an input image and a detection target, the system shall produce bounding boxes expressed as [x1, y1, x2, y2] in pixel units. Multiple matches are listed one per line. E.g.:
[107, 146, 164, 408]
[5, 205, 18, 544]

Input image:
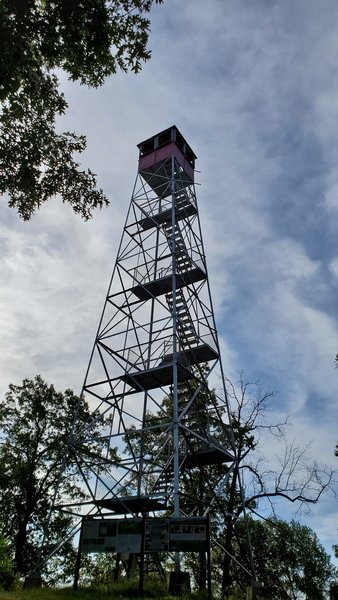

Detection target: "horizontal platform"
[162, 344, 219, 366]
[181, 447, 234, 469]
[139, 202, 197, 231]
[95, 496, 167, 514]
[131, 266, 206, 301]
[121, 344, 219, 391]
[121, 362, 194, 392]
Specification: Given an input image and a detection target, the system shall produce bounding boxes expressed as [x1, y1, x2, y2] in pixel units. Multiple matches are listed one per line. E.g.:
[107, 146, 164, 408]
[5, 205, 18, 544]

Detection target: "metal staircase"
[166, 288, 198, 350]
[162, 219, 192, 274]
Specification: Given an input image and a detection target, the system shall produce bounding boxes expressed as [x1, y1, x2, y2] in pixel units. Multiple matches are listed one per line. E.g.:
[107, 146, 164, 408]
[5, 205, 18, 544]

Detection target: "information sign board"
[81, 516, 208, 554]
[81, 518, 142, 554]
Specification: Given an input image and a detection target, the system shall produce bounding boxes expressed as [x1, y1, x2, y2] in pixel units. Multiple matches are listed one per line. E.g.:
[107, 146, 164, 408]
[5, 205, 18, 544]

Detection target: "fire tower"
[62, 127, 235, 574]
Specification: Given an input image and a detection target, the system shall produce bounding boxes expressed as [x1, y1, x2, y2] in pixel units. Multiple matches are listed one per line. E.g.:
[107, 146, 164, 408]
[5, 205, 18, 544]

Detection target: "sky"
[1, 0, 338, 562]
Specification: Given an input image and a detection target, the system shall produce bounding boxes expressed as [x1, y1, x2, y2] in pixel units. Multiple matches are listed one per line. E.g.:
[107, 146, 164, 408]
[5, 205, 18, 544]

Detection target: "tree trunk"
[14, 486, 36, 575]
[14, 518, 29, 574]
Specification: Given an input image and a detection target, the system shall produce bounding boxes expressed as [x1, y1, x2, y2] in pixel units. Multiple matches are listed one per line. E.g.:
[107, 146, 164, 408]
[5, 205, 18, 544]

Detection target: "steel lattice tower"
[65, 126, 235, 527]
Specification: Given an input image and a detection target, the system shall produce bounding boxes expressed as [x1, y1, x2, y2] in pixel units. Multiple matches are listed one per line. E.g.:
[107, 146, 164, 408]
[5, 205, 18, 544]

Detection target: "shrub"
[0, 537, 15, 590]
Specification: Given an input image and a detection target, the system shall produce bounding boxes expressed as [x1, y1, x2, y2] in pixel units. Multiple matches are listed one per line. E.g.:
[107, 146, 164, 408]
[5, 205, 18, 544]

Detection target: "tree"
[0, 537, 15, 590]
[0, 374, 115, 580]
[213, 374, 334, 597]
[131, 372, 334, 596]
[0, 0, 163, 220]
[228, 517, 335, 599]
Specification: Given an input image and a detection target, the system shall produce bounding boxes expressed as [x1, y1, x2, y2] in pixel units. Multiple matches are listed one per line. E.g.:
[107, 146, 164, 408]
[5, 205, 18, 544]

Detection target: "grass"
[0, 582, 198, 600]
[0, 589, 171, 600]
[0, 572, 213, 600]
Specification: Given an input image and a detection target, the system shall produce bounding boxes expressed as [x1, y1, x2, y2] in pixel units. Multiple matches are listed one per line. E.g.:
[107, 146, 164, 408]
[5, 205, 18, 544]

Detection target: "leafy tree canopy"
[0, 0, 163, 220]
[229, 517, 336, 600]
[0, 374, 114, 580]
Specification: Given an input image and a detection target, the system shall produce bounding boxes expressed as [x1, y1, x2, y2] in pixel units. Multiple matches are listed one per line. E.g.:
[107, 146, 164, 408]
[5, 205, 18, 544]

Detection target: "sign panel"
[81, 518, 142, 554]
[169, 518, 207, 552]
[81, 516, 208, 554]
[145, 518, 170, 552]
